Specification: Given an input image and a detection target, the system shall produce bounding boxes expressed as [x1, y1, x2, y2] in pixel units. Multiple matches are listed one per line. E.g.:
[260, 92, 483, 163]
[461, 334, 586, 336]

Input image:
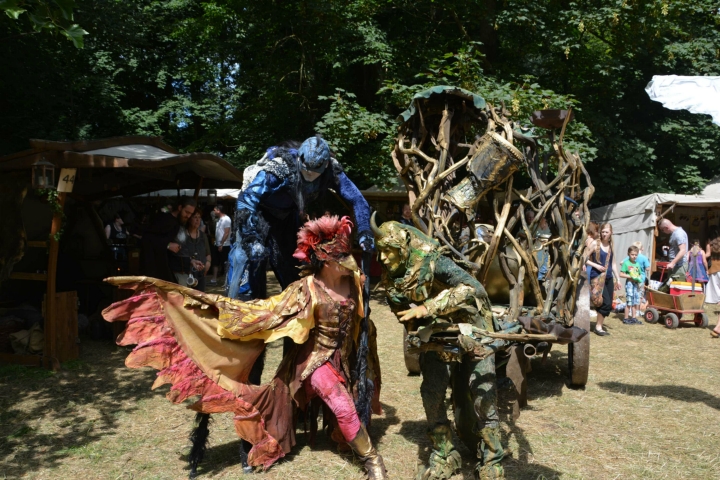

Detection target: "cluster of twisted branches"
[392, 93, 594, 325]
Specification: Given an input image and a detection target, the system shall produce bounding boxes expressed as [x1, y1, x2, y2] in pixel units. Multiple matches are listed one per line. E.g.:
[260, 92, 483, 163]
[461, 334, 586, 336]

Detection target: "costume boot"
[348, 424, 387, 480]
[474, 426, 505, 480]
[416, 423, 462, 480]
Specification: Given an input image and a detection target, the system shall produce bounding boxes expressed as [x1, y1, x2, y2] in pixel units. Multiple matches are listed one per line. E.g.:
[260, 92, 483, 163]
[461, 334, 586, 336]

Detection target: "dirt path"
[2, 278, 720, 479]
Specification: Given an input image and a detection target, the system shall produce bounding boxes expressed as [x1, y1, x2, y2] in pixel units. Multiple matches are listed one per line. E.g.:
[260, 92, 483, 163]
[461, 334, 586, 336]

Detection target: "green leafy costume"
[375, 220, 505, 480]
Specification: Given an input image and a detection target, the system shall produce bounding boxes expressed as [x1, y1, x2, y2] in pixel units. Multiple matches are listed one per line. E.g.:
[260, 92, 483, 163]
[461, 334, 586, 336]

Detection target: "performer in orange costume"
[103, 216, 385, 479]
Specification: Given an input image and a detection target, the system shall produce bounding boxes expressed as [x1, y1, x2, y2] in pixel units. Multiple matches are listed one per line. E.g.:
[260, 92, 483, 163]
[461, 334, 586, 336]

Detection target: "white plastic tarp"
[83, 144, 177, 160]
[645, 75, 720, 126]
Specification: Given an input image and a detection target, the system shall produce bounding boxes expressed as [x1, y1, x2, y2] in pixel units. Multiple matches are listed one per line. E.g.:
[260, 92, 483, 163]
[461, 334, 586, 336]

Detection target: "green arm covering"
[423, 256, 489, 317]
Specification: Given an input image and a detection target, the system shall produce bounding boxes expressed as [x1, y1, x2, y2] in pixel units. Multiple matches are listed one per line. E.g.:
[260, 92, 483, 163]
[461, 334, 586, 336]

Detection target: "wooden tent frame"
[0, 136, 244, 369]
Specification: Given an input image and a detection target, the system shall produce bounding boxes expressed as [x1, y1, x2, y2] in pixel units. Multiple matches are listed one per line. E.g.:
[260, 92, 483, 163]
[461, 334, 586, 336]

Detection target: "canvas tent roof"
[590, 190, 720, 267]
[0, 136, 244, 199]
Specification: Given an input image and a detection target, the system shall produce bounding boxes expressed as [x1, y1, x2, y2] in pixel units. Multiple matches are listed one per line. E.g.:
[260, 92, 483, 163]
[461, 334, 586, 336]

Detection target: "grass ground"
[2, 278, 720, 480]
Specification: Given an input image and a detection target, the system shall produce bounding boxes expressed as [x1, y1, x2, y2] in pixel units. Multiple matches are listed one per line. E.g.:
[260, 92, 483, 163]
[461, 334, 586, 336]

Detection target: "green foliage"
[0, 0, 87, 47]
[34, 188, 65, 241]
[493, 0, 720, 202]
[316, 88, 394, 188]
[1, 0, 718, 204]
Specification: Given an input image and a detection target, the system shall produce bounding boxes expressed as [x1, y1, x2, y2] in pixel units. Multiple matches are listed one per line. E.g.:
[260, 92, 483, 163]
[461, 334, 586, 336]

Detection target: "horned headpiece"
[370, 212, 439, 260]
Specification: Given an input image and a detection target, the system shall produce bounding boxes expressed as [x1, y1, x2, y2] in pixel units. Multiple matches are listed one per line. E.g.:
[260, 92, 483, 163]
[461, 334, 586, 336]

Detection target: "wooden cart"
[644, 288, 708, 329]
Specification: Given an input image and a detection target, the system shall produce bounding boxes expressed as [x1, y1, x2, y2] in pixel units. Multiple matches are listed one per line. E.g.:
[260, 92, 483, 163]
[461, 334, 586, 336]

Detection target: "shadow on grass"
[0, 340, 158, 478]
[396, 417, 562, 479]
[598, 381, 720, 411]
[183, 402, 400, 478]
[394, 358, 566, 480]
[523, 346, 570, 401]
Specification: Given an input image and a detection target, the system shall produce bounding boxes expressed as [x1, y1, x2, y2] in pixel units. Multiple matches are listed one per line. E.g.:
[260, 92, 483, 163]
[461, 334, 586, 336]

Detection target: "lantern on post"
[32, 157, 56, 189]
[207, 189, 218, 205]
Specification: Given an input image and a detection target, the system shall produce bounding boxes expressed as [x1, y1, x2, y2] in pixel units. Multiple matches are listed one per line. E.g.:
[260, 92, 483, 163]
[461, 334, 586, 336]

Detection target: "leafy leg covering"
[103, 284, 293, 469]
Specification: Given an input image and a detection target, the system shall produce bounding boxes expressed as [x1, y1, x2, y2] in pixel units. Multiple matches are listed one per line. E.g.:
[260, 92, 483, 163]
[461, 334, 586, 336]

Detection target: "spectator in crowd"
[586, 223, 621, 336]
[583, 222, 599, 278]
[687, 239, 709, 284]
[536, 215, 551, 238]
[399, 203, 413, 226]
[174, 210, 212, 291]
[105, 213, 128, 242]
[105, 213, 129, 270]
[619, 245, 644, 325]
[631, 241, 650, 311]
[705, 228, 720, 337]
[139, 198, 196, 282]
[659, 219, 688, 288]
[210, 205, 231, 285]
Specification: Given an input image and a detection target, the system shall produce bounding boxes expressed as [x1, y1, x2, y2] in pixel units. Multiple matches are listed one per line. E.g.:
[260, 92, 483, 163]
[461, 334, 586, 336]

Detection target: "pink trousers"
[305, 362, 361, 441]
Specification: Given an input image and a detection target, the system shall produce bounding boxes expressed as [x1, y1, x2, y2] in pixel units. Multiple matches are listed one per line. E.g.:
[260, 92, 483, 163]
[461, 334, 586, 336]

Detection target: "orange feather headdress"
[293, 215, 354, 264]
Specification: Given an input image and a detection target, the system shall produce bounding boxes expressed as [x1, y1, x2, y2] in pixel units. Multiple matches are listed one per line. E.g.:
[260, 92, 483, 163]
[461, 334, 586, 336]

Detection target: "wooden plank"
[0, 353, 43, 367]
[9, 272, 48, 281]
[26, 241, 48, 248]
[193, 177, 204, 201]
[56, 291, 79, 362]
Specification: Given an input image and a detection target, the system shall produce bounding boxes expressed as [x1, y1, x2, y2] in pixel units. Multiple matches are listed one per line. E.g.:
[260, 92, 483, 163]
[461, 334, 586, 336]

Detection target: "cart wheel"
[403, 326, 421, 375]
[644, 308, 659, 324]
[665, 313, 680, 329]
[694, 313, 709, 328]
[569, 276, 590, 388]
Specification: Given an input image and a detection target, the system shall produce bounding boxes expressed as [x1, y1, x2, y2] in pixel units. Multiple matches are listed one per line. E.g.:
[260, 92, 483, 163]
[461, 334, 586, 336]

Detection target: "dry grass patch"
[2, 282, 720, 479]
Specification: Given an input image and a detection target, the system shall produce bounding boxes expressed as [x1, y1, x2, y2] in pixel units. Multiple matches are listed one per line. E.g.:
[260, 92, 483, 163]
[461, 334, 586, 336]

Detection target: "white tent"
[591, 188, 720, 269]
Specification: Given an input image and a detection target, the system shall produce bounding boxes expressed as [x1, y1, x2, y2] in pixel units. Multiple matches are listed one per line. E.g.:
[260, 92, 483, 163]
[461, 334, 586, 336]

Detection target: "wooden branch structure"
[393, 88, 594, 326]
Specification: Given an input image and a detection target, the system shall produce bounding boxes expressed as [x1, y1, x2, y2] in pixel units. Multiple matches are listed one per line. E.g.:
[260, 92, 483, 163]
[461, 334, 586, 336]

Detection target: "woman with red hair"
[102, 216, 386, 479]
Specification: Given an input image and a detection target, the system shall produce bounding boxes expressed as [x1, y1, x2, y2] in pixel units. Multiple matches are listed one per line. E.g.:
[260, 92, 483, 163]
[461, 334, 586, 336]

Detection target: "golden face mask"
[378, 245, 403, 274]
[337, 254, 360, 273]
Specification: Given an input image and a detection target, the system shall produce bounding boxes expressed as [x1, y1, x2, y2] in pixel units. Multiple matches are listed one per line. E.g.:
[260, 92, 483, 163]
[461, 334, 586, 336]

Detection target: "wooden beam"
[26, 241, 48, 248]
[0, 353, 43, 366]
[9, 272, 48, 281]
[44, 192, 66, 371]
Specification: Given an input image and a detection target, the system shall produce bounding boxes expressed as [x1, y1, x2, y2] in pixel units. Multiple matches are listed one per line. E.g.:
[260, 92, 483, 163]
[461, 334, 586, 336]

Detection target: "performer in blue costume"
[227, 135, 374, 299]
[214, 135, 374, 474]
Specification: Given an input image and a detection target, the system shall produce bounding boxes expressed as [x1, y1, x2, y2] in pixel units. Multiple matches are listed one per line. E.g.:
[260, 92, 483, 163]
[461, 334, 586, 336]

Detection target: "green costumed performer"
[371, 213, 507, 480]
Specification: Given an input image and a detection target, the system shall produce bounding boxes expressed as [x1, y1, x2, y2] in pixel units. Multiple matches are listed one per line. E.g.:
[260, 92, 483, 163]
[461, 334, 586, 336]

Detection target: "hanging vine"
[34, 189, 65, 242]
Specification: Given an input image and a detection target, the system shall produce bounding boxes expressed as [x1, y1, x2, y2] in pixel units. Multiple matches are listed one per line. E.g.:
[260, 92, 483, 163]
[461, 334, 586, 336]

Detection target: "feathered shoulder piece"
[293, 215, 353, 263]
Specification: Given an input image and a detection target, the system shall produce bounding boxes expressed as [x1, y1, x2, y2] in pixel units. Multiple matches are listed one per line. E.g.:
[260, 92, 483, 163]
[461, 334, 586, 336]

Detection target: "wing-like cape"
[102, 276, 318, 469]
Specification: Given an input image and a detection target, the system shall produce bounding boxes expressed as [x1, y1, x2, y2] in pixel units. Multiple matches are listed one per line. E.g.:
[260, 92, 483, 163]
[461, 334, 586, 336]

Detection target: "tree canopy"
[1, 0, 718, 204]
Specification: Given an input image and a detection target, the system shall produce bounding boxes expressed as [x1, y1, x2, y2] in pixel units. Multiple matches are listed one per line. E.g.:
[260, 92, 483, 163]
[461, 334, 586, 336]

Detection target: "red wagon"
[645, 261, 708, 328]
[644, 287, 707, 329]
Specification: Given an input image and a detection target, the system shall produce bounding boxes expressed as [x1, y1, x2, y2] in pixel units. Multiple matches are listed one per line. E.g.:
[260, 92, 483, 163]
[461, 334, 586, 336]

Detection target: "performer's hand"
[217, 245, 223, 252]
[248, 240, 265, 260]
[167, 242, 181, 253]
[398, 305, 429, 321]
[358, 232, 375, 252]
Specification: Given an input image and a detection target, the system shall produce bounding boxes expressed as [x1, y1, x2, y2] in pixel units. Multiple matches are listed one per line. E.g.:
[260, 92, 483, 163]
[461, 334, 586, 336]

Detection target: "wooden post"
[44, 192, 66, 371]
[193, 177, 204, 202]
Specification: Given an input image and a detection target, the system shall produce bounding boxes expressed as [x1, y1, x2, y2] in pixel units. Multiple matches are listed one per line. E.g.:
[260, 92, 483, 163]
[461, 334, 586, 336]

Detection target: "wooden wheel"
[569, 276, 590, 387]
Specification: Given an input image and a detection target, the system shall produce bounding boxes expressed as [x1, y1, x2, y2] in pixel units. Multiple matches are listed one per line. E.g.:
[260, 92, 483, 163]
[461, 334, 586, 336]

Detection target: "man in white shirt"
[210, 205, 231, 285]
